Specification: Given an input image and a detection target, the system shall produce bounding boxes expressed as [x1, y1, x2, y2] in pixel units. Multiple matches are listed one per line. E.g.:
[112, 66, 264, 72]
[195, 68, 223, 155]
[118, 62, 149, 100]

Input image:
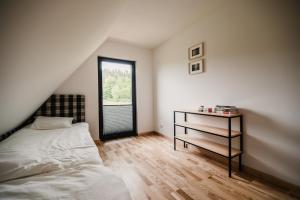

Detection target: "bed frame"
[1, 94, 85, 141]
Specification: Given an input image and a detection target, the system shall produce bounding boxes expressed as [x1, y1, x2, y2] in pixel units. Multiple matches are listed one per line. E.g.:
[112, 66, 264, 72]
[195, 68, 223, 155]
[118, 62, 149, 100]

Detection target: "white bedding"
[0, 123, 131, 200]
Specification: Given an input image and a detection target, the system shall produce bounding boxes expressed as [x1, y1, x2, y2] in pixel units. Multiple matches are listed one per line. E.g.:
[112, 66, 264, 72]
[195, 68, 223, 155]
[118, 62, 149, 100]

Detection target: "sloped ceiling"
[0, 0, 124, 135]
[109, 0, 222, 49]
[0, 0, 221, 135]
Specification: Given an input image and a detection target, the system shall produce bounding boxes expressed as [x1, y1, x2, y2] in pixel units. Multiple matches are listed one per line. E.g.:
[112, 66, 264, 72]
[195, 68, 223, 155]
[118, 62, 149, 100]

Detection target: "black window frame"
[98, 56, 137, 141]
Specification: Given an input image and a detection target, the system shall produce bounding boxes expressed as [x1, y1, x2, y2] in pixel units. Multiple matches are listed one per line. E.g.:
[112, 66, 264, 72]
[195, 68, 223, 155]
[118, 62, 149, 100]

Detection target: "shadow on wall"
[241, 108, 300, 185]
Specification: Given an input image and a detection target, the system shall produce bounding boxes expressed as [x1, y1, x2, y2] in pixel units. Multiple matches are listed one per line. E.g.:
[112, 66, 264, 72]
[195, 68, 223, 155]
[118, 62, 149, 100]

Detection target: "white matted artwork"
[189, 59, 204, 75]
[188, 43, 203, 60]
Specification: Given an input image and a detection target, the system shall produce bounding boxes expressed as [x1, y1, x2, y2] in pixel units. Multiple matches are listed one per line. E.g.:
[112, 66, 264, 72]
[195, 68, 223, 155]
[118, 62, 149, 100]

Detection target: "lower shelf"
[175, 134, 241, 158]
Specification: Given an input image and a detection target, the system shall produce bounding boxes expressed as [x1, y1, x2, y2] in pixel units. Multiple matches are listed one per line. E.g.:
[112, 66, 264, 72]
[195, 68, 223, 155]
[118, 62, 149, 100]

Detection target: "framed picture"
[188, 43, 203, 60]
[189, 59, 204, 75]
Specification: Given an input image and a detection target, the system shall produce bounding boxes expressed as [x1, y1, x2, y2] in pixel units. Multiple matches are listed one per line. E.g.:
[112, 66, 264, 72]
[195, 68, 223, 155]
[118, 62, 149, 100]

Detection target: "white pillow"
[31, 116, 73, 130]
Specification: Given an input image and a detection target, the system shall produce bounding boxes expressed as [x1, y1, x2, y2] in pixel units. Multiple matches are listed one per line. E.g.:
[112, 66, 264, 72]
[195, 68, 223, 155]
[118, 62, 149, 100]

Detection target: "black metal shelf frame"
[173, 110, 243, 177]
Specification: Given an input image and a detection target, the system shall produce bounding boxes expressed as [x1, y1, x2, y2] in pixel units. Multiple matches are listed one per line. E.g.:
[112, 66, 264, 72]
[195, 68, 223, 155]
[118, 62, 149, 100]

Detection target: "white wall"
[56, 39, 153, 139]
[153, 0, 300, 186]
[0, 0, 124, 135]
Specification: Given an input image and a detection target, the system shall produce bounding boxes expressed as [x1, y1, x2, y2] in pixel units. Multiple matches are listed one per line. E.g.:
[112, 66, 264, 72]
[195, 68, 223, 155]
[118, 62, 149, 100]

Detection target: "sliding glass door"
[98, 57, 137, 140]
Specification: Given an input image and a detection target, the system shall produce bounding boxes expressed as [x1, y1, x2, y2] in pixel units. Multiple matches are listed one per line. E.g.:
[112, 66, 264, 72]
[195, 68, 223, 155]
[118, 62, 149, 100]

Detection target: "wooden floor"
[96, 134, 299, 200]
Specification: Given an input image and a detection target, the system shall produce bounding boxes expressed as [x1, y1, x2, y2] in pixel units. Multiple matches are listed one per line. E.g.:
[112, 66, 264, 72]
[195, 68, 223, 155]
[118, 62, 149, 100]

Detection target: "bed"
[0, 95, 131, 200]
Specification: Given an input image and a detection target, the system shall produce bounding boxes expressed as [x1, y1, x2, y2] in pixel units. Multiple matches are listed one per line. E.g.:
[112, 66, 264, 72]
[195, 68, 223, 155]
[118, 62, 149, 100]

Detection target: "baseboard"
[138, 131, 157, 136]
[94, 139, 101, 145]
[153, 131, 173, 140]
[153, 131, 300, 194]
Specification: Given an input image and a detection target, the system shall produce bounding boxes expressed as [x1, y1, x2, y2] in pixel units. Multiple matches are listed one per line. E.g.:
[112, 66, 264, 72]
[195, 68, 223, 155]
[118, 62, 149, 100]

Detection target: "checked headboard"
[1, 94, 85, 142]
[33, 94, 85, 123]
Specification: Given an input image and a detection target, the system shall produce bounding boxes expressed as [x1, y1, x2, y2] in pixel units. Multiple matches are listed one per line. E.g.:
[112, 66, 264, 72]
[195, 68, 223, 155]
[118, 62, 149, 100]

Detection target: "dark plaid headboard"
[33, 94, 85, 123]
[1, 94, 85, 142]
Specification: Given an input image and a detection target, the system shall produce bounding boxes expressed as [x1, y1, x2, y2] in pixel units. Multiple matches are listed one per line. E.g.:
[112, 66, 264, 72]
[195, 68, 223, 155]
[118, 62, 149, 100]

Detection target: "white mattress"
[0, 123, 131, 200]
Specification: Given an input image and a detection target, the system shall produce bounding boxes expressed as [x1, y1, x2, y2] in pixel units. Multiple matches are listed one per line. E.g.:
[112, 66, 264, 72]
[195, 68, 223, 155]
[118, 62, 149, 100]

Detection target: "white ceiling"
[109, 0, 221, 49]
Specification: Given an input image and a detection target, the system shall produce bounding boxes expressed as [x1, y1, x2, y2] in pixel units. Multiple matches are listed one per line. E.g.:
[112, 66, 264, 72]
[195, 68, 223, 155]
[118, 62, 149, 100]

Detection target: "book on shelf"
[215, 105, 239, 114]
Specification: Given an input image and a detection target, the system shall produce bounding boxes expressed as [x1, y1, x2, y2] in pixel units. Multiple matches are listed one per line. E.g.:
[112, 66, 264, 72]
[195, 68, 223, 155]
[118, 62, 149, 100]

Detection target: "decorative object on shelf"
[189, 59, 204, 74]
[189, 43, 204, 60]
[198, 106, 204, 112]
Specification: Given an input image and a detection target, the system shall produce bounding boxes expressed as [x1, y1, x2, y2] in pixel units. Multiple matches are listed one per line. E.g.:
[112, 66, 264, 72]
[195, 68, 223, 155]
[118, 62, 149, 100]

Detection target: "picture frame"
[188, 43, 203, 60]
[189, 59, 204, 75]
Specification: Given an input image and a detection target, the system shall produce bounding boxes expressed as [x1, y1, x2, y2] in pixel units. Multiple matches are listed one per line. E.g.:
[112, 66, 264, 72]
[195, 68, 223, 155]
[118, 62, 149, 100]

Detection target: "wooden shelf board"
[175, 110, 241, 118]
[175, 134, 241, 157]
[175, 122, 241, 137]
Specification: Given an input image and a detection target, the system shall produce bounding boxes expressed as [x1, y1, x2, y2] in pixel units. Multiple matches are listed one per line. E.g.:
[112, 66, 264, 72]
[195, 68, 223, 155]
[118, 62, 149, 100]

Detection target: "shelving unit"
[174, 110, 243, 177]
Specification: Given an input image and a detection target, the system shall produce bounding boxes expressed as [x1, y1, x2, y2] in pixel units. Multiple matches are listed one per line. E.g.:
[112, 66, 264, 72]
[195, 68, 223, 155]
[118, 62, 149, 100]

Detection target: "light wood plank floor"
[96, 134, 299, 200]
